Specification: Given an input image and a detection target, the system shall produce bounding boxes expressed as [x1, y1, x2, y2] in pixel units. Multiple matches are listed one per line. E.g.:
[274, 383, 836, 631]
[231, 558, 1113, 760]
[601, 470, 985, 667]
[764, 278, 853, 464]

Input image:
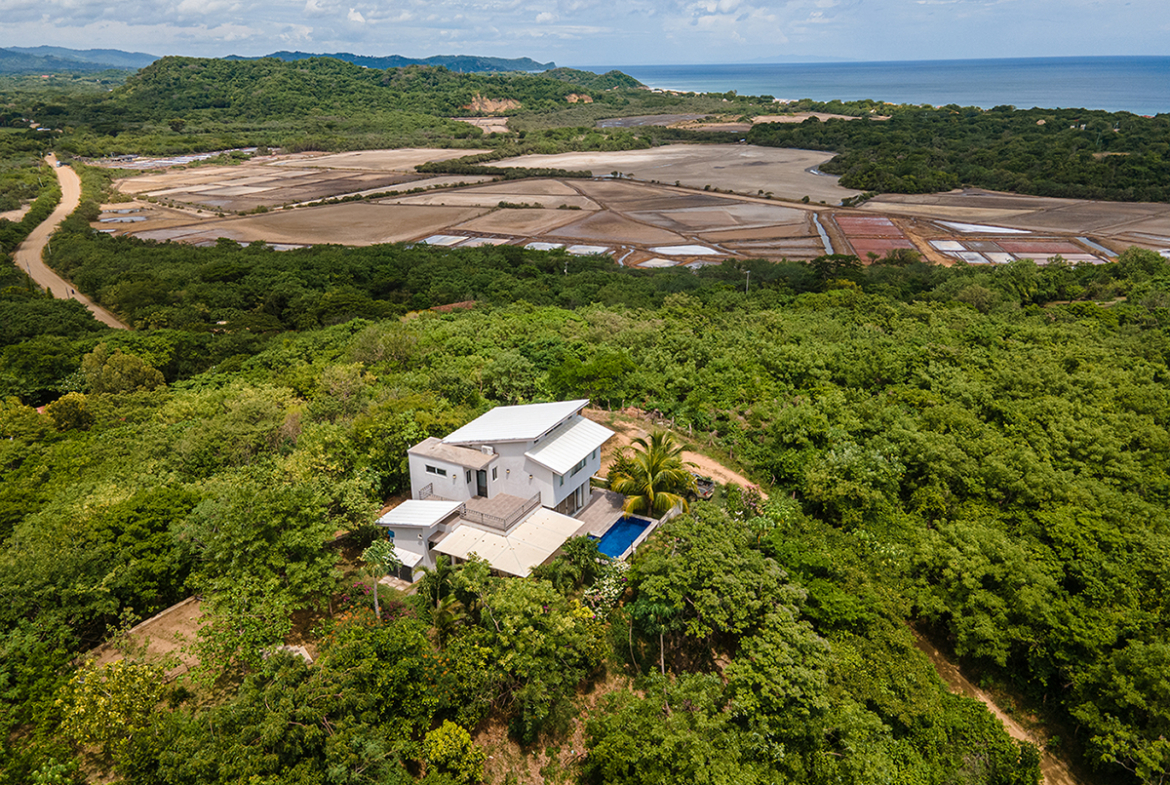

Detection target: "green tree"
[80, 343, 165, 394]
[361, 538, 402, 621]
[609, 431, 697, 516]
[423, 721, 486, 785]
[43, 391, 92, 431]
[58, 658, 167, 767]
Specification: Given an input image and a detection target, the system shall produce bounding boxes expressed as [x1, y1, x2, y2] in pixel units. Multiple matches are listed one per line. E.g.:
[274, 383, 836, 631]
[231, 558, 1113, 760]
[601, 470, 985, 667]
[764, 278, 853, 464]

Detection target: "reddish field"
[848, 238, 916, 257]
[999, 240, 1086, 255]
[836, 215, 903, 236]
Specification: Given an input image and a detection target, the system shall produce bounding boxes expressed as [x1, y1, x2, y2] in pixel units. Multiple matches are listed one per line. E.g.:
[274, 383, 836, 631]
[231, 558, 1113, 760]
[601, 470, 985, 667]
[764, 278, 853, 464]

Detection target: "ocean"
[577, 57, 1170, 116]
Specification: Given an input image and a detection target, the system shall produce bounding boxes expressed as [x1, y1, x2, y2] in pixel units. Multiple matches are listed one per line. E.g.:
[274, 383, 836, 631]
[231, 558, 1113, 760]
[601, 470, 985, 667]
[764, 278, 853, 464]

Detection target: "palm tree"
[361, 539, 402, 621]
[416, 555, 455, 612]
[609, 431, 697, 517]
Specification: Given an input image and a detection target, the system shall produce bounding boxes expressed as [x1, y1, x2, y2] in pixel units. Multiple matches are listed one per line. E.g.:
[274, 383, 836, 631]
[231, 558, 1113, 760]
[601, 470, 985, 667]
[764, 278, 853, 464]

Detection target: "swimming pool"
[595, 516, 653, 558]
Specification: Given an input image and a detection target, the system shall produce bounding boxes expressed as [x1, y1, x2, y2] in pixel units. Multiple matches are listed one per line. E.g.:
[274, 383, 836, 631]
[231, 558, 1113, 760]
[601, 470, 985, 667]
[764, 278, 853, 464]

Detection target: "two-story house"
[376, 399, 614, 578]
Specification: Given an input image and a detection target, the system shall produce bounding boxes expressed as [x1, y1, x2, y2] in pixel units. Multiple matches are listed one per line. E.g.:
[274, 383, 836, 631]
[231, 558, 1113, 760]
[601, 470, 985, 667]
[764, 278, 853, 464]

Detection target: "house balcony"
[419, 483, 540, 533]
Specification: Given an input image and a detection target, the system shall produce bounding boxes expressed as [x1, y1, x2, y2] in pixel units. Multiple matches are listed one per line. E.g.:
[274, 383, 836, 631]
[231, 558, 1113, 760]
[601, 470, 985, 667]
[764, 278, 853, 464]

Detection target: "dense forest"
[748, 104, 1170, 202]
[3, 55, 1170, 784]
[3, 165, 1170, 781]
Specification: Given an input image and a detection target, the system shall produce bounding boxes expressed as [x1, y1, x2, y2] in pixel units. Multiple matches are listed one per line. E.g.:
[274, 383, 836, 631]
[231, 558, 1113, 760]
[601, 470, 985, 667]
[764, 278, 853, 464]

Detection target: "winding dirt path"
[913, 632, 1086, 785]
[12, 154, 127, 329]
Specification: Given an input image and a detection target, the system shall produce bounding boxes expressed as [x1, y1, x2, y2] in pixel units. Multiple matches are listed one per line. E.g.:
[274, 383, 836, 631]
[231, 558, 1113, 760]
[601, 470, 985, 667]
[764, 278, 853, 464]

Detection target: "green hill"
[92, 56, 601, 120]
[541, 67, 644, 90]
[229, 50, 555, 73]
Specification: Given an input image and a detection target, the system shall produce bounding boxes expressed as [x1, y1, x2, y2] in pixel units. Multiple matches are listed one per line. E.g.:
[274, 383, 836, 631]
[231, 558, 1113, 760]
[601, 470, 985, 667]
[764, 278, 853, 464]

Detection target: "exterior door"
[476, 469, 488, 497]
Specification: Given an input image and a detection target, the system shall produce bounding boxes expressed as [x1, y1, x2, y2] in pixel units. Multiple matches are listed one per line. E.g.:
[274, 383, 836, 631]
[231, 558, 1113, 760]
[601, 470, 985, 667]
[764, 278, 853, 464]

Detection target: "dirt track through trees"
[913, 632, 1086, 785]
[13, 155, 127, 329]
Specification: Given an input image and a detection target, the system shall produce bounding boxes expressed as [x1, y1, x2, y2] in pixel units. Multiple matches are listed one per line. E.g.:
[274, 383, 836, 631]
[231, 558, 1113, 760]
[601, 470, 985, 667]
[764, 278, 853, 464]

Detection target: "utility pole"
[745, 270, 750, 295]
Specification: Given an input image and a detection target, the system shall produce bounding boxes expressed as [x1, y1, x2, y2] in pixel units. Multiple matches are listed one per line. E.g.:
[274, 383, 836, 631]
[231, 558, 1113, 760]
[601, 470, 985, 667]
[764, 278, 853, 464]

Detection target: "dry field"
[117, 164, 415, 212]
[272, 148, 473, 171]
[134, 203, 490, 246]
[548, 212, 687, 245]
[102, 147, 1162, 265]
[453, 207, 586, 236]
[490, 145, 861, 204]
[382, 179, 600, 211]
[865, 189, 1170, 250]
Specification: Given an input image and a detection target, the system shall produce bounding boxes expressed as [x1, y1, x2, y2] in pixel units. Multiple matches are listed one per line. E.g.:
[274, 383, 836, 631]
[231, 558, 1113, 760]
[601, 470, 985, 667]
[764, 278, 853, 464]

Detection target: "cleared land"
[489, 145, 861, 204]
[272, 148, 474, 171]
[135, 203, 490, 246]
[865, 189, 1170, 251]
[103, 147, 1166, 265]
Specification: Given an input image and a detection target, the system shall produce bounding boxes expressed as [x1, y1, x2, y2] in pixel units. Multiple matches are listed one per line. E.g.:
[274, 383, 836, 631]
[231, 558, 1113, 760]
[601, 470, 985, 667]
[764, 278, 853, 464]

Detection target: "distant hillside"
[0, 48, 120, 74]
[4, 46, 157, 69]
[541, 67, 643, 90]
[228, 51, 555, 73]
[59, 56, 609, 127]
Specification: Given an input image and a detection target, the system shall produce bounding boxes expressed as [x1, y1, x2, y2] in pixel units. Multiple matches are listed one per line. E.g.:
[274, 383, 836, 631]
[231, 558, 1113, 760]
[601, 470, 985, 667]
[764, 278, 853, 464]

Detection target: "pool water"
[595, 516, 652, 558]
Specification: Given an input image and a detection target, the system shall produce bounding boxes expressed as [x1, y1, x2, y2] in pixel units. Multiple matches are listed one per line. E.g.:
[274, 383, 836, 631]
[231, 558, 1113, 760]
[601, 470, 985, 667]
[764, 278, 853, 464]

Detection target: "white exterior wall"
[407, 412, 606, 511]
[384, 517, 461, 574]
[408, 453, 474, 501]
[488, 441, 552, 502]
[544, 446, 601, 512]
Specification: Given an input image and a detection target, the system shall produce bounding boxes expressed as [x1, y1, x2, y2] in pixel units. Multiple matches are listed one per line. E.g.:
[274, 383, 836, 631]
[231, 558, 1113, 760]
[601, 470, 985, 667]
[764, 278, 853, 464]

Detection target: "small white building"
[379, 399, 614, 578]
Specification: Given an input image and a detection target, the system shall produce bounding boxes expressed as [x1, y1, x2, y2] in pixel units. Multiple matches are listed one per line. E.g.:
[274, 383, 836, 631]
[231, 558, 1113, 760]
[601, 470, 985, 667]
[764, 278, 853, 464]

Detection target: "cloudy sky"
[2, 0, 1167, 65]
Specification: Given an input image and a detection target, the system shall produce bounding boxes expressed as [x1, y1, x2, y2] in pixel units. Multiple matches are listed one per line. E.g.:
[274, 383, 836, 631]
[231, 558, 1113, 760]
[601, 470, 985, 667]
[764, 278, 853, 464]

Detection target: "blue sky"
[2, 0, 1168, 65]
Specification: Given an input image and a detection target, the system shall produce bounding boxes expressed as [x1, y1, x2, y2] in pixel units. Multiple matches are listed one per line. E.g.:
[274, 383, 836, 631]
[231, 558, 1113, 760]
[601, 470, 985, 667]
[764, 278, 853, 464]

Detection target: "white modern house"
[376, 399, 614, 578]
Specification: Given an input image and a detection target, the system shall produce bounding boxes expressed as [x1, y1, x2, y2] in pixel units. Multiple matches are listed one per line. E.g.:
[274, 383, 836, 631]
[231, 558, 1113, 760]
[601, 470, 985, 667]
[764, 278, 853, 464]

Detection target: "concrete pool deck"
[573, 489, 628, 538]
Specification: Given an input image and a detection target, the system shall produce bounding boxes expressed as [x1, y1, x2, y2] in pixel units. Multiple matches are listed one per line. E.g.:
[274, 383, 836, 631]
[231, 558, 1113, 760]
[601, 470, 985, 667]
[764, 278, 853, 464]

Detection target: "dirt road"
[913, 632, 1085, 785]
[584, 407, 767, 498]
[12, 155, 127, 329]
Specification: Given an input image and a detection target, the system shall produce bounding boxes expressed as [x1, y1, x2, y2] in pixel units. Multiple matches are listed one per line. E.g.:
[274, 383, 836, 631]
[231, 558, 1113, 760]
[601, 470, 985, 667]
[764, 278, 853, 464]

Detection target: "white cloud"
[0, 0, 1166, 65]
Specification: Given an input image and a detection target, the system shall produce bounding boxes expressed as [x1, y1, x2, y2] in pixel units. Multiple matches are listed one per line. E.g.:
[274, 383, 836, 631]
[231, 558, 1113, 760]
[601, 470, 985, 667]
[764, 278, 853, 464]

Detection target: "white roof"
[391, 545, 425, 568]
[434, 507, 583, 577]
[525, 416, 613, 475]
[376, 500, 463, 528]
[443, 400, 589, 445]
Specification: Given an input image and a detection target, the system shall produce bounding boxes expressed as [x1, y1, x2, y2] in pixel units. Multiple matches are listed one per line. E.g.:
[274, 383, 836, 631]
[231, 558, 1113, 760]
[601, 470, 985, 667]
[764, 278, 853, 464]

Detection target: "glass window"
[492, 467, 498, 480]
[425, 465, 447, 477]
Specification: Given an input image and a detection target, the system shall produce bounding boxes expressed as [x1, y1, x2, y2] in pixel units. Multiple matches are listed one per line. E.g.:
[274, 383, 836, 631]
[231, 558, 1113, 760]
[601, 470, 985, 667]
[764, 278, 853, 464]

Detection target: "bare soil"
[583, 407, 766, 498]
[490, 145, 861, 204]
[453, 116, 512, 134]
[550, 212, 687, 245]
[465, 96, 521, 114]
[454, 207, 586, 236]
[702, 222, 814, 241]
[175, 203, 489, 245]
[387, 192, 599, 211]
[866, 188, 1170, 249]
[275, 148, 474, 171]
[463, 179, 587, 196]
[89, 598, 204, 679]
[629, 202, 807, 233]
[913, 632, 1089, 785]
[475, 669, 633, 785]
[0, 204, 31, 222]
